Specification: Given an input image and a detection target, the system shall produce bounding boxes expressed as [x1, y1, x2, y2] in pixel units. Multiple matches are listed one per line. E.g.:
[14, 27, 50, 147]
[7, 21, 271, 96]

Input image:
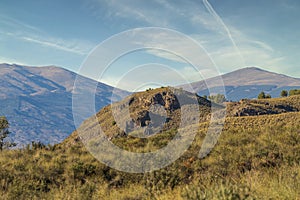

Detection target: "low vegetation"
[257, 91, 271, 99]
[289, 89, 300, 96]
[0, 89, 299, 199]
[208, 94, 227, 104]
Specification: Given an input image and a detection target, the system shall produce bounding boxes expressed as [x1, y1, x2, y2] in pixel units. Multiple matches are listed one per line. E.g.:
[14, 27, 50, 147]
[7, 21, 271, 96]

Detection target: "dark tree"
[280, 90, 288, 97]
[258, 91, 266, 99]
[0, 116, 16, 151]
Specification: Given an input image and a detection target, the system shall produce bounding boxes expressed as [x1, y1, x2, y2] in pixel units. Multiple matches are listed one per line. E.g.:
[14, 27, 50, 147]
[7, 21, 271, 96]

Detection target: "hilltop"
[65, 87, 215, 148]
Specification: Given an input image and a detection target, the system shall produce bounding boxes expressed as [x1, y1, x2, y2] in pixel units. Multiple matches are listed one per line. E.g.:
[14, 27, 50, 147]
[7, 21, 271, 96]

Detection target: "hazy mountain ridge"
[182, 67, 300, 100]
[0, 63, 129, 146]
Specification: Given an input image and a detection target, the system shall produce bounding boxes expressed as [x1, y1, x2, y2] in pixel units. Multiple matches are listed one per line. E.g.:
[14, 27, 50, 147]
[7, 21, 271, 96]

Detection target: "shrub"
[208, 94, 226, 103]
[289, 89, 300, 96]
[281, 90, 288, 97]
[258, 91, 266, 99]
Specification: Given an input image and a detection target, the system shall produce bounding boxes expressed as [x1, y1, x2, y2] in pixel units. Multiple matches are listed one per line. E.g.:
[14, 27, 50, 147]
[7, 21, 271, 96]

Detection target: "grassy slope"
[0, 94, 300, 199]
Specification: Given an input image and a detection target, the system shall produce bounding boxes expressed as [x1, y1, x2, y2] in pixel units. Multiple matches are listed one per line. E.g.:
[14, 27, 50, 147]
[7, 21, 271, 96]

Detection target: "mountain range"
[0, 63, 128, 146]
[183, 67, 300, 101]
[1, 64, 300, 145]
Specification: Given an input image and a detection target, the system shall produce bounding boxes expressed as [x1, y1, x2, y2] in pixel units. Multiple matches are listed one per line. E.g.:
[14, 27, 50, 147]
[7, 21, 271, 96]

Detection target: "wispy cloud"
[21, 36, 93, 56]
[80, 0, 289, 90]
[89, 0, 279, 70]
[202, 0, 245, 65]
[0, 14, 41, 32]
[0, 14, 94, 56]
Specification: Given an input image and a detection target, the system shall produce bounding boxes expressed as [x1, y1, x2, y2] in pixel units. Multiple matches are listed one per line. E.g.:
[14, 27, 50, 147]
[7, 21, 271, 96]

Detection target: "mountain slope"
[0, 63, 128, 146]
[182, 67, 300, 100]
[55, 89, 300, 199]
[67, 89, 300, 148]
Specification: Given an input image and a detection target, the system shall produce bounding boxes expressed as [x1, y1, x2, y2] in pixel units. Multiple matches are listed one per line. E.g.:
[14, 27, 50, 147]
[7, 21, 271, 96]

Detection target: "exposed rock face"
[227, 96, 300, 117]
[79, 87, 213, 139]
[128, 90, 181, 128]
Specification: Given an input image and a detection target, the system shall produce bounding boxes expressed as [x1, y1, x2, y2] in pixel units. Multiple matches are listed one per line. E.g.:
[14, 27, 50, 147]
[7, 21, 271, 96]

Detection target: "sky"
[0, 0, 299, 91]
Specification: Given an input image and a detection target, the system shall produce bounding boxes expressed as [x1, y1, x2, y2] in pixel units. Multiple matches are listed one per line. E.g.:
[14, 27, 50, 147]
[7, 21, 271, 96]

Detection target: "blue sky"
[0, 0, 299, 90]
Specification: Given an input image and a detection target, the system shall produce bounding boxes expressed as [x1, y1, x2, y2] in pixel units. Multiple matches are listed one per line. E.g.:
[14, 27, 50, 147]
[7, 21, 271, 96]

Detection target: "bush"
[258, 91, 266, 99]
[208, 94, 226, 103]
[258, 92, 271, 99]
[289, 89, 300, 96]
[281, 90, 288, 97]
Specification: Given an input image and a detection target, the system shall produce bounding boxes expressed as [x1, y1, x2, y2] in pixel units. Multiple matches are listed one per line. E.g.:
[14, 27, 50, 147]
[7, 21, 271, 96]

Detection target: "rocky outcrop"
[227, 97, 299, 117]
[89, 87, 213, 139]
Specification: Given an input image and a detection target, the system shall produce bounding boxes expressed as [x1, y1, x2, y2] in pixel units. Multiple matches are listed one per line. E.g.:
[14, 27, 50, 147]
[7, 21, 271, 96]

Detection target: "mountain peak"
[0, 63, 129, 146]
[225, 66, 270, 75]
[183, 67, 300, 101]
[242, 66, 264, 71]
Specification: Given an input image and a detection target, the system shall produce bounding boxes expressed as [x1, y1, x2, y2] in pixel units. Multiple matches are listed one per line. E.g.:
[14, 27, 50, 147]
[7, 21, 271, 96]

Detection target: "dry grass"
[1, 90, 300, 199]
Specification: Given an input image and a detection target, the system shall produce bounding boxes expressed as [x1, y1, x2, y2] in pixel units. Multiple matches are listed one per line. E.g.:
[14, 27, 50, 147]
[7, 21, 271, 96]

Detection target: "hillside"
[0, 90, 299, 199]
[1, 64, 300, 145]
[226, 94, 300, 117]
[67, 89, 300, 147]
[76, 87, 212, 139]
[0, 63, 129, 145]
[181, 67, 300, 101]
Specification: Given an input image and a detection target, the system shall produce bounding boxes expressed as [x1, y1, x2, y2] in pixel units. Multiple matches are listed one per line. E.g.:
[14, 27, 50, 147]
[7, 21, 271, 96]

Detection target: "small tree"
[280, 90, 288, 97]
[258, 91, 266, 99]
[0, 116, 15, 151]
[265, 94, 271, 99]
[208, 94, 226, 104]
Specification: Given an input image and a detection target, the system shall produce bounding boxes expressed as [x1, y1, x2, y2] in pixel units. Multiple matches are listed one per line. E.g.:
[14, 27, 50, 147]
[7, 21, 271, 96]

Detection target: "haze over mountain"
[182, 67, 300, 101]
[0, 63, 128, 146]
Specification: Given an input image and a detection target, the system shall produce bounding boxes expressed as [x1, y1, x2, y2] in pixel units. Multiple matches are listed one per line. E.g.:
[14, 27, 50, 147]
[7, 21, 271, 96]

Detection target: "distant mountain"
[182, 67, 300, 101]
[0, 63, 128, 146]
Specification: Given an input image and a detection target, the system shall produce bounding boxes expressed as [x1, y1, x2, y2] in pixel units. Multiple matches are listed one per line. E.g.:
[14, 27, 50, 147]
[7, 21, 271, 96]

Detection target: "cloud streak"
[202, 0, 245, 65]
[0, 14, 94, 56]
[82, 0, 288, 90]
[0, 14, 41, 32]
[21, 36, 92, 56]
